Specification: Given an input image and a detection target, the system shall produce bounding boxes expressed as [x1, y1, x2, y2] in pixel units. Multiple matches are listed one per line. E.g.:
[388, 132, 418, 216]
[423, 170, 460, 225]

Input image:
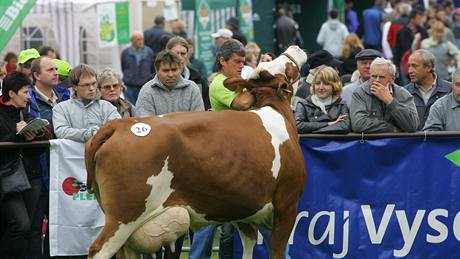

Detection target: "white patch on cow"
[158, 114, 165, 117]
[130, 122, 151, 137]
[92, 157, 175, 259]
[250, 107, 289, 179]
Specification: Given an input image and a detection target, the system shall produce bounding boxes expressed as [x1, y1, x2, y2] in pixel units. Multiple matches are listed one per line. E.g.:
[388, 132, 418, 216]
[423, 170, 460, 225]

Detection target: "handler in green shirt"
[209, 39, 254, 111]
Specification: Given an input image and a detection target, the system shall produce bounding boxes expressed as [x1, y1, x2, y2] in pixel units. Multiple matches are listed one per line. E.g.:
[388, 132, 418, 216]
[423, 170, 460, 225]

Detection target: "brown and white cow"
[85, 46, 307, 259]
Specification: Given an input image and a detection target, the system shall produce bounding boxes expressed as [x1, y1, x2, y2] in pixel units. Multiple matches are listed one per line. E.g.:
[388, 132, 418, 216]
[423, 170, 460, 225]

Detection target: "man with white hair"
[423, 68, 460, 131]
[350, 57, 419, 133]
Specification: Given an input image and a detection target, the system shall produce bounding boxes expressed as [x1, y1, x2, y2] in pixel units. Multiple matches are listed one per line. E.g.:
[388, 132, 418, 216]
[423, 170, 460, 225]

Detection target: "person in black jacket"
[225, 16, 247, 46]
[0, 72, 48, 259]
[295, 66, 350, 134]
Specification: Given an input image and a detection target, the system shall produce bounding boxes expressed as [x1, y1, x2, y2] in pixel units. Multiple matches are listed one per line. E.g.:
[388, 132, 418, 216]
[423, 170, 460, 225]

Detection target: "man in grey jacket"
[350, 57, 419, 133]
[135, 50, 204, 116]
[53, 64, 121, 142]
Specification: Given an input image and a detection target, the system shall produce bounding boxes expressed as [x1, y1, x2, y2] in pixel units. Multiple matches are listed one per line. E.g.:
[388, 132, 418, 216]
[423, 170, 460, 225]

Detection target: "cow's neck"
[255, 94, 296, 128]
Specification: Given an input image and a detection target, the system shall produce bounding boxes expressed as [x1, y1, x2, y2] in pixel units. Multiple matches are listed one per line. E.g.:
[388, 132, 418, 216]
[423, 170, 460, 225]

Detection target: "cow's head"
[224, 46, 307, 108]
[249, 45, 307, 85]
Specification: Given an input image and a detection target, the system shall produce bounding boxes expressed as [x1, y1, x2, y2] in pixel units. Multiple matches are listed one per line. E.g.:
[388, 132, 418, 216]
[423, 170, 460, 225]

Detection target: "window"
[21, 26, 44, 49]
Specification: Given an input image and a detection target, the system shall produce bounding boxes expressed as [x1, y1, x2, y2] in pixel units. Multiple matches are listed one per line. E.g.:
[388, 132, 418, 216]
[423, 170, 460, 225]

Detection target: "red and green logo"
[62, 177, 96, 200]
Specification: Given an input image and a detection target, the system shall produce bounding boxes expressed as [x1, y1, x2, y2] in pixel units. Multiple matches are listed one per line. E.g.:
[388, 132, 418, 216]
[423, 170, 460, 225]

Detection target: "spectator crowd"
[1, 0, 460, 258]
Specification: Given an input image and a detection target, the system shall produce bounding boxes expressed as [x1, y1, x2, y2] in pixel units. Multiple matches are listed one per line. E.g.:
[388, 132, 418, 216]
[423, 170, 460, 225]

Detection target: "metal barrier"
[1, 132, 460, 150]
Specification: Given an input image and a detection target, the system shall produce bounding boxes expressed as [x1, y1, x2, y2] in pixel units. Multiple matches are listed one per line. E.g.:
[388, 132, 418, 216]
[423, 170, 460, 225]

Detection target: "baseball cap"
[211, 28, 233, 39]
[18, 48, 40, 64]
[54, 59, 71, 77]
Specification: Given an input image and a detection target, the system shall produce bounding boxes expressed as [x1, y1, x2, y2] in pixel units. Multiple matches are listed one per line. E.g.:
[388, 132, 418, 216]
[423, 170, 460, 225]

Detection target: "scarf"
[310, 94, 339, 114]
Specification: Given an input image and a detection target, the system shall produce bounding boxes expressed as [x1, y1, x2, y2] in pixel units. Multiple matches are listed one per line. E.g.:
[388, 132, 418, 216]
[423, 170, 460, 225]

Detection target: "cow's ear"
[223, 77, 251, 91]
[285, 62, 299, 83]
[258, 70, 275, 81]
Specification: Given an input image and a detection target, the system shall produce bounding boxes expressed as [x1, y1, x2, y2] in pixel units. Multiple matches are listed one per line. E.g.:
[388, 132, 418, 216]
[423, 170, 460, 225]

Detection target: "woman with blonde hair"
[295, 66, 350, 134]
[341, 33, 364, 74]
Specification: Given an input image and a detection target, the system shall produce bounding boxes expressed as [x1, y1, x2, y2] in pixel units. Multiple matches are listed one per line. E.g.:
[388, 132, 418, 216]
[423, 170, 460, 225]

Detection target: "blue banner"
[235, 137, 460, 258]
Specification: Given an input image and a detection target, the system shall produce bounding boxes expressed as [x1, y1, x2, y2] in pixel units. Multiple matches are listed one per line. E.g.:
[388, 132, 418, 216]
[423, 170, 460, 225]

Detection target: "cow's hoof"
[127, 206, 190, 254]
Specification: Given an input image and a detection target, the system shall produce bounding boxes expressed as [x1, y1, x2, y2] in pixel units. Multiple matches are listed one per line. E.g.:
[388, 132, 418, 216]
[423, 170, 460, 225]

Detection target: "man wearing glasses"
[350, 57, 419, 133]
[52, 64, 121, 142]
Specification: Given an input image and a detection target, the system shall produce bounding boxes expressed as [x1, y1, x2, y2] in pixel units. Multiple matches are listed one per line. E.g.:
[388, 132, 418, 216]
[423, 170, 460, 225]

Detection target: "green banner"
[238, 0, 253, 42]
[195, 0, 214, 76]
[0, 0, 38, 52]
[116, 2, 130, 45]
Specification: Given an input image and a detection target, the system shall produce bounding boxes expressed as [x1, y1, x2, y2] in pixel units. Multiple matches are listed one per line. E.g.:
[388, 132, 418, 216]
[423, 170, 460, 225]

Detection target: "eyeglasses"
[78, 81, 97, 88]
[100, 83, 120, 91]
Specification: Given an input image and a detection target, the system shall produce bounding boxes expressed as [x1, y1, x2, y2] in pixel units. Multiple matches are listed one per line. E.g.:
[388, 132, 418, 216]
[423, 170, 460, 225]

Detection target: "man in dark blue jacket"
[144, 16, 174, 54]
[121, 32, 154, 103]
[405, 49, 452, 130]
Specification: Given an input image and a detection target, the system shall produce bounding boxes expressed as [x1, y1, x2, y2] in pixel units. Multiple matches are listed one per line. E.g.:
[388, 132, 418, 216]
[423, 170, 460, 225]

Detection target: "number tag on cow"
[130, 123, 151, 137]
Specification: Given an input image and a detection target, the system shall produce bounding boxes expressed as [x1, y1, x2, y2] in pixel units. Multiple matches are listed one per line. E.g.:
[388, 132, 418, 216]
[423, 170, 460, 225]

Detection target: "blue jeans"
[190, 225, 290, 258]
[124, 86, 141, 105]
[189, 225, 216, 259]
[189, 224, 233, 259]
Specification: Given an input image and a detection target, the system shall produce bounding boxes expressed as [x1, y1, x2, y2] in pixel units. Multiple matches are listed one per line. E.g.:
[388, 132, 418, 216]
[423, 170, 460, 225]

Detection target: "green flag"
[0, 0, 38, 52]
[195, 0, 214, 76]
[116, 2, 130, 45]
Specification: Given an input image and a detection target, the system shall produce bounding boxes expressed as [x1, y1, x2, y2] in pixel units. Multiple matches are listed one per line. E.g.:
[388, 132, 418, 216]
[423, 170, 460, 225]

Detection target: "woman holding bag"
[0, 72, 47, 258]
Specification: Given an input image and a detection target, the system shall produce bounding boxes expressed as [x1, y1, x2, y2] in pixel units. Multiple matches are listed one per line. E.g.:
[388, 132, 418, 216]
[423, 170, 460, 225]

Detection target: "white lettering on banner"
[308, 211, 335, 245]
[290, 206, 460, 258]
[453, 211, 460, 241]
[0, 16, 13, 31]
[426, 209, 448, 243]
[333, 211, 349, 259]
[5, 0, 28, 21]
[394, 210, 425, 257]
[362, 204, 395, 244]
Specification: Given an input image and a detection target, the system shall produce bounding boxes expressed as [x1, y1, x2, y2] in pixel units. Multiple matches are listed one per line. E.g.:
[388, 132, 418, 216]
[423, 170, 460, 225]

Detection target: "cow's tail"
[85, 122, 117, 194]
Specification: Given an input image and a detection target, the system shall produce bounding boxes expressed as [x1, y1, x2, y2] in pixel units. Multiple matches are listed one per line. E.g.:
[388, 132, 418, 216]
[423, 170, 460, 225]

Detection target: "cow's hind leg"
[235, 223, 257, 259]
[269, 198, 297, 259]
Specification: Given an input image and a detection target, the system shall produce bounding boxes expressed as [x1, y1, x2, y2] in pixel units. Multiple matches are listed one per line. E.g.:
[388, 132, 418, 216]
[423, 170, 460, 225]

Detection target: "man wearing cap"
[212, 28, 233, 50]
[350, 57, 419, 133]
[211, 28, 234, 73]
[144, 15, 174, 54]
[54, 59, 72, 88]
[225, 16, 247, 45]
[17, 48, 40, 79]
[295, 50, 344, 99]
[342, 49, 382, 106]
[405, 49, 452, 130]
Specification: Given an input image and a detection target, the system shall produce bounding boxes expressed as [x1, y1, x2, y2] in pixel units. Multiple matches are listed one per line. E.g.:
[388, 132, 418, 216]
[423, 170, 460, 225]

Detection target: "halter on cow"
[85, 46, 307, 259]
